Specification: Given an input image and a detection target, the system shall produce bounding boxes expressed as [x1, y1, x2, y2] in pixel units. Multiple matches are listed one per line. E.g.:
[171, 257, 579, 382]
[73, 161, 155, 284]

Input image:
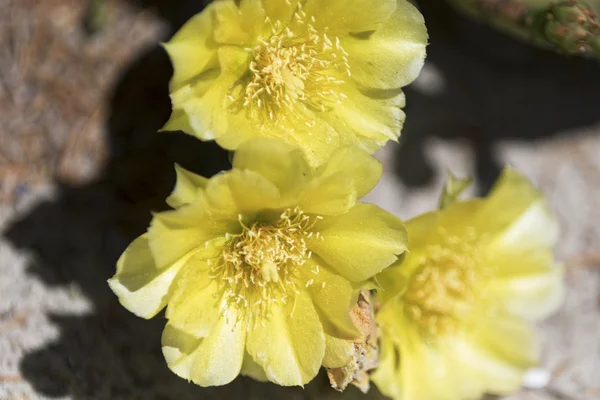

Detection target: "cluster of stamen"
[404, 227, 484, 337]
[228, 3, 351, 127]
[208, 207, 323, 327]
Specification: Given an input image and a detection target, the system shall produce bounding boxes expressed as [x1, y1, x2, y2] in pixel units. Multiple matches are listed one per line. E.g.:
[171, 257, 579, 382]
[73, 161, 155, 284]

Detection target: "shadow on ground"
[398, 0, 600, 193]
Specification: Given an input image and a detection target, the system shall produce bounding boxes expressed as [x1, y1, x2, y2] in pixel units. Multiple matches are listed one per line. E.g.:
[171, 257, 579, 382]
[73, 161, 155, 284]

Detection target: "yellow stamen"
[229, 4, 350, 127]
[404, 228, 484, 336]
[209, 207, 321, 328]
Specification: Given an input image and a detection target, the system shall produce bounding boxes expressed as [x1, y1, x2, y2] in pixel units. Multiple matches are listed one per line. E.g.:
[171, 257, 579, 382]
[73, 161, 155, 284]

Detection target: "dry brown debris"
[326, 290, 379, 393]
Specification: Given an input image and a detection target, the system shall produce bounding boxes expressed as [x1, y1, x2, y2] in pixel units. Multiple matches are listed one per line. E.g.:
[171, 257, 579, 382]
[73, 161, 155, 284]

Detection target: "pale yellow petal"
[314, 146, 382, 199]
[308, 203, 407, 282]
[261, 0, 300, 23]
[147, 201, 235, 269]
[322, 335, 354, 368]
[299, 258, 360, 339]
[246, 291, 325, 386]
[468, 311, 539, 369]
[404, 210, 440, 250]
[166, 164, 208, 208]
[322, 85, 406, 152]
[304, 0, 397, 34]
[376, 262, 411, 306]
[219, 103, 341, 168]
[474, 167, 547, 237]
[203, 169, 281, 219]
[342, 0, 427, 89]
[240, 351, 269, 382]
[494, 198, 559, 250]
[232, 138, 311, 199]
[443, 336, 525, 396]
[161, 107, 194, 133]
[165, 266, 222, 338]
[162, 309, 246, 386]
[108, 234, 183, 319]
[487, 250, 564, 321]
[177, 47, 251, 142]
[213, 0, 265, 46]
[376, 320, 459, 400]
[163, 5, 219, 92]
[299, 172, 357, 216]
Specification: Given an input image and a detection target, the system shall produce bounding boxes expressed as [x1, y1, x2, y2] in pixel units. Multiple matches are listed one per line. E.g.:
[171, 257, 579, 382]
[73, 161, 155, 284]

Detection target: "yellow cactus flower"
[108, 138, 407, 387]
[372, 168, 564, 400]
[162, 0, 427, 166]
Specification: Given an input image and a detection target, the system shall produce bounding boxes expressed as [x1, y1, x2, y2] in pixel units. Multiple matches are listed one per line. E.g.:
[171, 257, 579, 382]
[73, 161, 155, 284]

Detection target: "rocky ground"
[1, 1, 599, 399]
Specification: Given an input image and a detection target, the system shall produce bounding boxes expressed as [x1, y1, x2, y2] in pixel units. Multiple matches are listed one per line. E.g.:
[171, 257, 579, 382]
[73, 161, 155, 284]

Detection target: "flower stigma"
[403, 228, 485, 337]
[209, 207, 324, 328]
[228, 3, 351, 126]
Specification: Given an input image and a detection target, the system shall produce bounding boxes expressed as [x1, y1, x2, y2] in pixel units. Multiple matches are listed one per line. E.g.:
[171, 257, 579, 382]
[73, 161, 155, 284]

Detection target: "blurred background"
[0, 0, 599, 399]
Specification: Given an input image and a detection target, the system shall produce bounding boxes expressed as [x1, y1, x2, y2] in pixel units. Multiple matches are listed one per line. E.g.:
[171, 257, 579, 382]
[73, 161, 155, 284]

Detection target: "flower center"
[209, 207, 321, 326]
[403, 228, 483, 337]
[229, 5, 350, 125]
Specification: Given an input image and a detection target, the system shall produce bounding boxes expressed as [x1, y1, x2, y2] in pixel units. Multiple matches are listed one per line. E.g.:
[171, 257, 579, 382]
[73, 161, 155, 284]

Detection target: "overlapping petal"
[304, 0, 397, 34]
[342, 0, 428, 89]
[299, 258, 361, 339]
[246, 291, 325, 386]
[108, 235, 184, 318]
[166, 164, 208, 208]
[162, 5, 219, 92]
[162, 310, 246, 386]
[308, 203, 407, 282]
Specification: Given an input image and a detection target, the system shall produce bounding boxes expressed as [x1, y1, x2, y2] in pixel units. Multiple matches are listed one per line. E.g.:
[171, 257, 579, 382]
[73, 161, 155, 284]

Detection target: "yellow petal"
[376, 263, 411, 306]
[246, 291, 325, 386]
[322, 335, 354, 368]
[371, 328, 402, 399]
[494, 197, 559, 251]
[261, 0, 300, 23]
[213, 0, 265, 46]
[108, 234, 184, 319]
[322, 84, 406, 152]
[443, 336, 525, 396]
[163, 5, 219, 92]
[475, 168, 547, 238]
[161, 107, 195, 133]
[488, 250, 564, 321]
[375, 319, 458, 400]
[374, 307, 466, 400]
[314, 146, 382, 199]
[404, 210, 440, 250]
[299, 258, 360, 339]
[219, 104, 341, 168]
[161, 310, 246, 386]
[342, 0, 427, 89]
[166, 164, 208, 209]
[309, 203, 407, 282]
[299, 172, 357, 216]
[178, 46, 251, 142]
[240, 351, 269, 382]
[203, 169, 281, 219]
[304, 0, 397, 34]
[148, 201, 235, 269]
[468, 311, 539, 369]
[165, 266, 222, 338]
[232, 138, 311, 200]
